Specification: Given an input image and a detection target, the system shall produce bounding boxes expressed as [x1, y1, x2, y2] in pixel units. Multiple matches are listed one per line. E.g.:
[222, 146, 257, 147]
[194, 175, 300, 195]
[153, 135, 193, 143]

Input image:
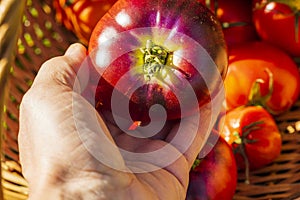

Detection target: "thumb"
[32, 43, 87, 92]
[64, 43, 87, 73]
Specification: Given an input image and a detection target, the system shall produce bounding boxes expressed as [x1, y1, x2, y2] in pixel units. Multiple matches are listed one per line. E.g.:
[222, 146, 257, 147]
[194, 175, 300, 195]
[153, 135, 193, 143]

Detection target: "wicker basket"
[0, 0, 300, 199]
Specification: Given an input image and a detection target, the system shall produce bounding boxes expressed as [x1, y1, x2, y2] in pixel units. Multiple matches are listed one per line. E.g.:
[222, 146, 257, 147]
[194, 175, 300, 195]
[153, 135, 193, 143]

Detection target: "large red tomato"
[218, 106, 282, 182]
[88, 0, 228, 123]
[224, 41, 300, 114]
[53, 0, 117, 45]
[186, 130, 237, 200]
[199, 0, 258, 48]
[253, 0, 300, 57]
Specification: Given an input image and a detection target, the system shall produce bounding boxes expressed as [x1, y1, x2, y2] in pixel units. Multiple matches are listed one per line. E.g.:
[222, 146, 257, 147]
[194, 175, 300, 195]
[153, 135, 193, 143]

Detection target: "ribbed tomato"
[219, 106, 282, 182]
[88, 0, 228, 123]
[224, 41, 300, 114]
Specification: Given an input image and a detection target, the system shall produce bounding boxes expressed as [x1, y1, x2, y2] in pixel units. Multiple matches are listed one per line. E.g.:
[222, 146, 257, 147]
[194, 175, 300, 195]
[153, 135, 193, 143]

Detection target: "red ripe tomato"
[224, 41, 300, 114]
[199, 0, 258, 48]
[218, 106, 282, 182]
[253, 0, 300, 57]
[88, 0, 228, 123]
[53, 0, 117, 45]
[187, 130, 237, 200]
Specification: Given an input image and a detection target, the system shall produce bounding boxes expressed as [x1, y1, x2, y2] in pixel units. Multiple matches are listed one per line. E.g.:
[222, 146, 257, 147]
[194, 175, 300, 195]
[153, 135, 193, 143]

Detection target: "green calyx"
[140, 40, 191, 81]
[141, 40, 170, 81]
[65, 0, 75, 7]
[191, 158, 202, 171]
[247, 68, 276, 114]
[232, 120, 263, 147]
[233, 120, 264, 184]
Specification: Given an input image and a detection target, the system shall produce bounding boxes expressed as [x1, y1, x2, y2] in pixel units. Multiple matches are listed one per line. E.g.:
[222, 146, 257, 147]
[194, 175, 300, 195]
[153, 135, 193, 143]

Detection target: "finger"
[64, 43, 87, 68]
[18, 43, 135, 189]
[165, 102, 217, 169]
[31, 43, 87, 93]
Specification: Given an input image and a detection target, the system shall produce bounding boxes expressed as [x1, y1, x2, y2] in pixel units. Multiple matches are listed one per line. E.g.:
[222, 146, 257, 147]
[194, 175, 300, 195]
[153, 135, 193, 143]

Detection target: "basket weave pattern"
[232, 90, 300, 199]
[1, 0, 300, 200]
[1, 0, 77, 199]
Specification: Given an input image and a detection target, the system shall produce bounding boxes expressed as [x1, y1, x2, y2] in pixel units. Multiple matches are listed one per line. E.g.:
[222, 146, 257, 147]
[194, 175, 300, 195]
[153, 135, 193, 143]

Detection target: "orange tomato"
[224, 41, 300, 114]
[53, 0, 117, 45]
[218, 106, 282, 183]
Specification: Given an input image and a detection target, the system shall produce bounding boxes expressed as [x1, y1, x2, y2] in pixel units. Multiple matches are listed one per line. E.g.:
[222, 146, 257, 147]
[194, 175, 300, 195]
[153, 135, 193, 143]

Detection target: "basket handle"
[0, 0, 26, 199]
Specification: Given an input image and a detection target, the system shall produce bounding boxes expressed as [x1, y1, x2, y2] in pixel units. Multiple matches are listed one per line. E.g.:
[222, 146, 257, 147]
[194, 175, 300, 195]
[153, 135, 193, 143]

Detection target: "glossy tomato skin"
[219, 106, 282, 170]
[88, 0, 228, 122]
[199, 0, 258, 48]
[53, 0, 117, 45]
[186, 133, 237, 200]
[253, 1, 300, 57]
[225, 41, 300, 114]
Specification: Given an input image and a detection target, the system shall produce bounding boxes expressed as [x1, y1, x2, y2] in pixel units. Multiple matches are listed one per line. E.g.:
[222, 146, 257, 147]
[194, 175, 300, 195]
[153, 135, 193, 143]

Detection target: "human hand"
[18, 43, 216, 200]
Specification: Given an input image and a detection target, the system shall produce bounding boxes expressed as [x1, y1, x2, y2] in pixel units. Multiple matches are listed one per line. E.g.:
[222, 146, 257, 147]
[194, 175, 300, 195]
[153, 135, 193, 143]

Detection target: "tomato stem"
[140, 40, 191, 81]
[233, 120, 264, 184]
[141, 40, 169, 81]
[222, 21, 249, 29]
[238, 143, 250, 184]
[248, 68, 275, 114]
[295, 11, 299, 42]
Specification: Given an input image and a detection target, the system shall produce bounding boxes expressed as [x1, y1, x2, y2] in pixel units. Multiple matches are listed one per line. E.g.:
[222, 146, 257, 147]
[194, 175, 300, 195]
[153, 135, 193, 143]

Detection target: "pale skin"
[18, 43, 214, 200]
